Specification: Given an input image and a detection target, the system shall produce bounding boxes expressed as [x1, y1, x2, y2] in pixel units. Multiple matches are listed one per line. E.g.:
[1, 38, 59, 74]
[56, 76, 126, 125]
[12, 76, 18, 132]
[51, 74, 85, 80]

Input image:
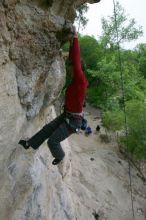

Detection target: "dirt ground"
[68, 104, 146, 220]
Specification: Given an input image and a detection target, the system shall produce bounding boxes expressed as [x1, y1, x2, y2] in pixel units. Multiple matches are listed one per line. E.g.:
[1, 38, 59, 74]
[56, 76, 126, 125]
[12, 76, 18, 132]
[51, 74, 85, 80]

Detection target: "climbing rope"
[112, 0, 135, 219]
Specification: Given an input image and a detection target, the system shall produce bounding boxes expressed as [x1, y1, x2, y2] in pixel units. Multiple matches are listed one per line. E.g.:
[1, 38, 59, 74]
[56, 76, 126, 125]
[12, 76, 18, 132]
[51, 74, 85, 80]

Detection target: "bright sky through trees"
[81, 0, 146, 48]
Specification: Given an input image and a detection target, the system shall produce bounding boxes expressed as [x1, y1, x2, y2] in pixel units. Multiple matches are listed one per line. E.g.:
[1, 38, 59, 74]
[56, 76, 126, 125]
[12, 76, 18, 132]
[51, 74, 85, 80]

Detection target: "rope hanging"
[112, 0, 135, 219]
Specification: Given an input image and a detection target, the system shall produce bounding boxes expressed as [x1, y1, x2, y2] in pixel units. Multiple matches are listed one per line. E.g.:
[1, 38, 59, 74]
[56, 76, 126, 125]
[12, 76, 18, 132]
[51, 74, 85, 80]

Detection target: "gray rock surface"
[0, 1, 100, 219]
[0, 0, 100, 119]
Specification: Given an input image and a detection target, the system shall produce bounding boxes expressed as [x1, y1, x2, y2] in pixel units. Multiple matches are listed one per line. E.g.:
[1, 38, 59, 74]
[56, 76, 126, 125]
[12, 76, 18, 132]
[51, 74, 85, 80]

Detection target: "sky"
[80, 0, 146, 49]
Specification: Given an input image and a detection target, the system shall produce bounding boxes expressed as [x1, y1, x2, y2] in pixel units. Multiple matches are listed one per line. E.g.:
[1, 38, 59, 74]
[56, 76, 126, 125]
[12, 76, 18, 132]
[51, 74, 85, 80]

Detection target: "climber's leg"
[47, 121, 74, 164]
[19, 114, 65, 150]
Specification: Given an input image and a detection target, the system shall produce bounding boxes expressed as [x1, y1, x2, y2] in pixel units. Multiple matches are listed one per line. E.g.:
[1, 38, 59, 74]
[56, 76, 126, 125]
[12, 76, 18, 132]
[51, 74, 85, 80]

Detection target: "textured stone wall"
[1, 0, 68, 119]
[0, 1, 101, 219]
[1, 0, 100, 119]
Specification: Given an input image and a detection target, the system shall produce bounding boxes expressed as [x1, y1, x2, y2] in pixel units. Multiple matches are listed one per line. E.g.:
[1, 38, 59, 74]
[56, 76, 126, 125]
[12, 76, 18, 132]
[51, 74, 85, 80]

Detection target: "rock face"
[1, 0, 100, 119]
[0, 1, 101, 220]
[1, 0, 67, 119]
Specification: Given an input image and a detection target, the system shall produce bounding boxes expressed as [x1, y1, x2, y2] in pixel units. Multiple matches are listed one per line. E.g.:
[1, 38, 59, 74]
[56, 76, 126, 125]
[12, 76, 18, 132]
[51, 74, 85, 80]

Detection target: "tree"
[135, 43, 146, 77]
[122, 100, 146, 159]
[75, 4, 89, 32]
[102, 100, 146, 160]
[85, 2, 144, 109]
[79, 35, 100, 70]
[100, 1, 143, 48]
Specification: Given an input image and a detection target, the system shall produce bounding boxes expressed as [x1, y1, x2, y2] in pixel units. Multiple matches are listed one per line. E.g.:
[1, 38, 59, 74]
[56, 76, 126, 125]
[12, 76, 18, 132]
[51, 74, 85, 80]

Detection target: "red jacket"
[64, 37, 88, 113]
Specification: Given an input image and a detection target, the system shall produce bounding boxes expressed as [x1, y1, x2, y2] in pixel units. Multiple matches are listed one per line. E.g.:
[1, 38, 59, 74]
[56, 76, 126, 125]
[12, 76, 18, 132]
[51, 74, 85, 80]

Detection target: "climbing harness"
[112, 0, 135, 219]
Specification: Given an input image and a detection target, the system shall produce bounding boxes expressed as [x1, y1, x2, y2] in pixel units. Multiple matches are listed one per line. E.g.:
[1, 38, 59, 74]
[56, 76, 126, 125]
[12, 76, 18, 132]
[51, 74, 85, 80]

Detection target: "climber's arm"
[71, 28, 82, 75]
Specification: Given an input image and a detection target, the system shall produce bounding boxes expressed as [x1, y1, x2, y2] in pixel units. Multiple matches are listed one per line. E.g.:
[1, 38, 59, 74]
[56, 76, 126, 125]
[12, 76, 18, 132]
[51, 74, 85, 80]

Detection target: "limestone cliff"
[0, 1, 101, 220]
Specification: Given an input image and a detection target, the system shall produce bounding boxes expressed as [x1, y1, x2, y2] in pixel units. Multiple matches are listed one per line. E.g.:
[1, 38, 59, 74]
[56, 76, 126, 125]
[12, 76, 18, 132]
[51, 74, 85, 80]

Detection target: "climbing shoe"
[18, 139, 30, 149]
[52, 158, 62, 165]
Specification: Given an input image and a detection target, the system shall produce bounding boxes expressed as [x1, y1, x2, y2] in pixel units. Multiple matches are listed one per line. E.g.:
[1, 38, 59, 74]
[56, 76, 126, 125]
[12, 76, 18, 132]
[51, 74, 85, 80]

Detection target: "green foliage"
[121, 100, 146, 159]
[76, 4, 89, 31]
[79, 35, 100, 70]
[102, 100, 146, 159]
[138, 78, 146, 96]
[100, 1, 143, 48]
[135, 43, 146, 77]
[81, 35, 146, 110]
[86, 87, 102, 108]
[120, 57, 145, 101]
[102, 110, 124, 131]
[86, 52, 122, 107]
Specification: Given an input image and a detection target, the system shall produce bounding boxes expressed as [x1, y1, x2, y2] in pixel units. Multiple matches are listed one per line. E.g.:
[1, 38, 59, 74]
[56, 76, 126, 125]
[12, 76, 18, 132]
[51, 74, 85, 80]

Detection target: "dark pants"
[27, 113, 82, 160]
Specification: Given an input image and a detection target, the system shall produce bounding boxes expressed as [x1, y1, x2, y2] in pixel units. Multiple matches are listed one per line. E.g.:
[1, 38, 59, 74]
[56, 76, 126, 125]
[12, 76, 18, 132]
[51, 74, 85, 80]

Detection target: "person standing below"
[19, 26, 88, 165]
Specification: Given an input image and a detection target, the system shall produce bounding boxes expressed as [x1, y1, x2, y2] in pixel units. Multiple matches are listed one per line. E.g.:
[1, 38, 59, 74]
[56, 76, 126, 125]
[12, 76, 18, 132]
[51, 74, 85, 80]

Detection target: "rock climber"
[96, 125, 100, 132]
[85, 126, 92, 136]
[18, 26, 88, 165]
